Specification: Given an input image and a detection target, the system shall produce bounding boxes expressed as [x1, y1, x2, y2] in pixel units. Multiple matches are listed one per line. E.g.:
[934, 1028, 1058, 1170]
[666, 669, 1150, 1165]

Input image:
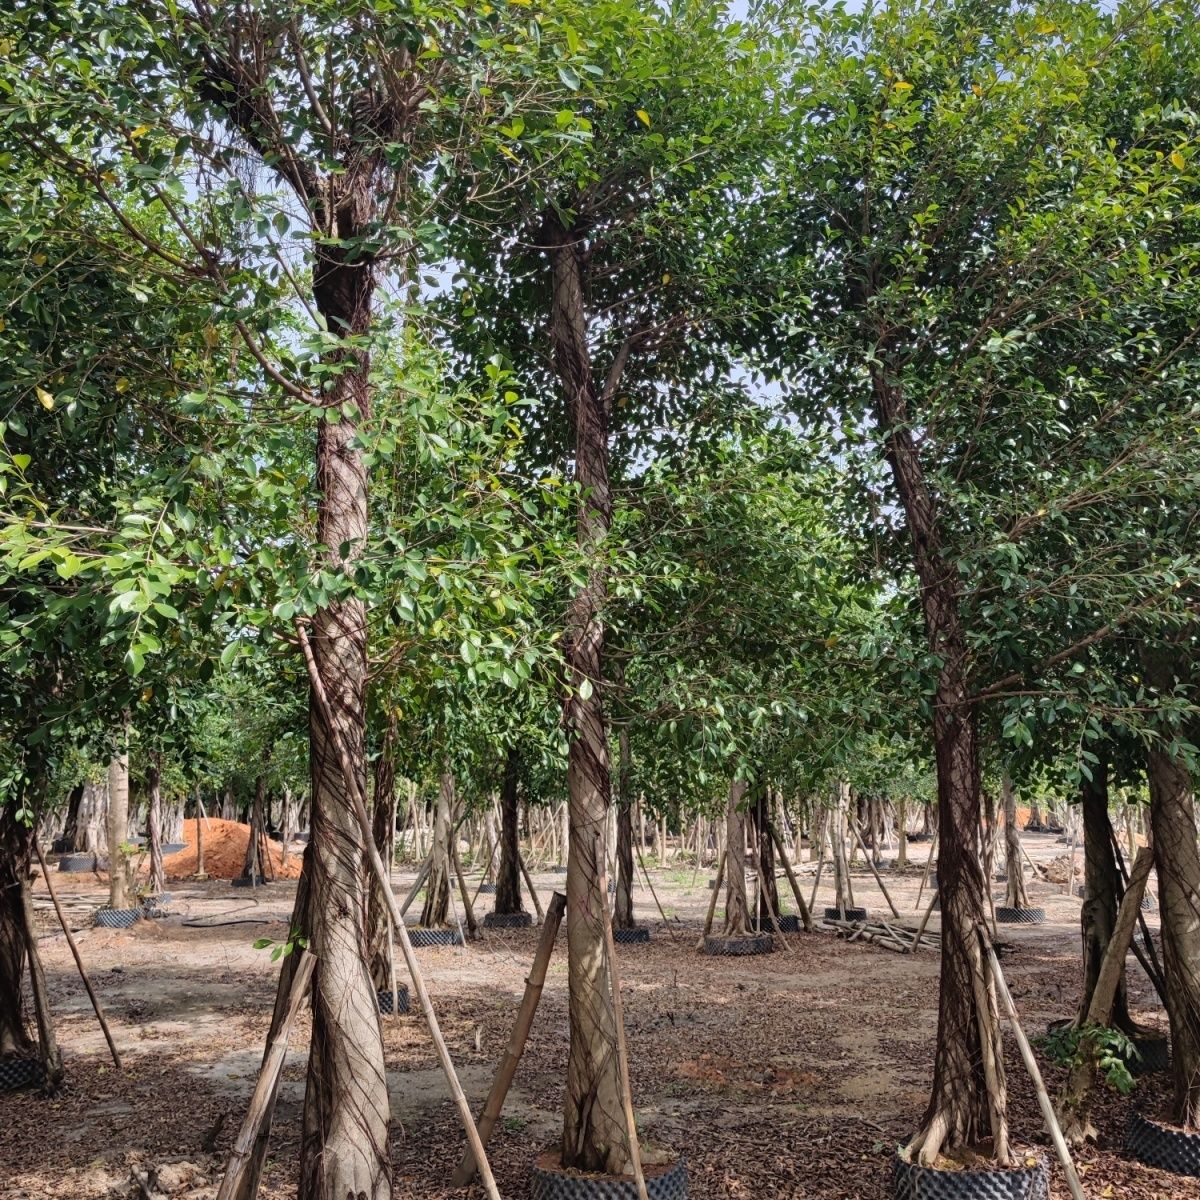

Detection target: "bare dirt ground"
[1, 832, 1187, 1200]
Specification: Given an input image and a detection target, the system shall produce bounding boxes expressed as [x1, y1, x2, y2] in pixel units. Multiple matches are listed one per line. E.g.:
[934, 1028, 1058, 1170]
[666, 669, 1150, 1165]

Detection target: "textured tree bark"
[548, 216, 627, 1173]
[297, 213, 390, 1200]
[831, 780, 852, 913]
[242, 770, 266, 882]
[0, 803, 34, 1055]
[723, 780, 750, 936]
[614, 727, 635, 930]
[1144, 650, 1200, 1128]
[896, 798, 909, 869]
[367, 727, 397, 990]
[1002, 772, 1029, 910]
[59, 783, 84, 851]
[147, 758, 165, 896]
[755, 784, 781, 928]
[1076, 755, 1133, 1031]
[874, 366, 1007, 1165]
[107, 741, 131, 910]
[420, 773, 455, 928]
[496, 749, 524, 915]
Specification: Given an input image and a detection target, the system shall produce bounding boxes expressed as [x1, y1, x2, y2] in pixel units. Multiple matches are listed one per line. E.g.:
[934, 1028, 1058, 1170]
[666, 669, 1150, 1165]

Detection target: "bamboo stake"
[635, 847, 678, 941]
[848, 815, 900, 919]
[807, 845, 826, 914]
[983, 934, 1086, 1200]
[400, 854, 432, 917]
[295, 623, 502, 1200]
[217, 951, 316, 1200]
[911, 888, 939, 954]
[452, 892, 566, 1186]
[33, 840, 123, 1070]
[915, 832, 938, 911]
[766, 819, 813, 931]
[697, 850, 726, 950]
[18, 871, 63, 1089]
[451, 841, 478, 939]
[595, 837, 649, 1200]
[517, 850, 545, 922]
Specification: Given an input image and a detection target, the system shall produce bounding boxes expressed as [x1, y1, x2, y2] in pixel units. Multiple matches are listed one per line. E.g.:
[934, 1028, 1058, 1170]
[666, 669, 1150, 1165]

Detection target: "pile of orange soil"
[157, 818, 304, 882]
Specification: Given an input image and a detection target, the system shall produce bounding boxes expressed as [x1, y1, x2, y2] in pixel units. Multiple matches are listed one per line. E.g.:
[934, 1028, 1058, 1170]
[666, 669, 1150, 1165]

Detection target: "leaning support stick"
[766, 819, 813, 932]
[217, 951, 316, 1200]
[452, 892, 566, 1186]
[847, 815, 900, 919]
[596, 837, 650, 1200]
[33, 840, 122, 1071]
[635, 846, 678, 941]
[910, 888, 939, 954]
[517, 849, 545, 922]
[296, 623, 502, 1200]
[451, 842, 478, 939]
[915, 832, 938, 911]
[983, 933, 1086, 1200]
[697, 850, 727, 950]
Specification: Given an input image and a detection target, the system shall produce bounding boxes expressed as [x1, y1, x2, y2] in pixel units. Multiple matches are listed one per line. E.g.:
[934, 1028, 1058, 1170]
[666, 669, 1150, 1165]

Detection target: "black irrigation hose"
[182, 917, 276, 927]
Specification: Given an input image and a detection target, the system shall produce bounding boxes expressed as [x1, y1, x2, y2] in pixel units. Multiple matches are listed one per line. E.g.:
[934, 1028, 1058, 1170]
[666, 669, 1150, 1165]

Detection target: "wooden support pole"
[807, 845, 826, 914]
[18, 870, 63, 1091]
[766, 819, 813, 932]
[517, 849, 545, 922]
[1057, 847, 1154, 1141]
[697, 850, 726, 950]
[596, 837, 649, 1200]
[635, 847, 678, 941]
[217, 951, 316, 1200]
[848, 815, 900, 919]
[296, 623, 502, 1200]
[451, 841, 478, 939]
[33, 840, 122, 1071]
[983, 934, 1086, 1200]
[915, 832, 938, 911]
[452, 892, 566, 1186]
[911, 888, 939, 954]
[400, 853, 433, 918]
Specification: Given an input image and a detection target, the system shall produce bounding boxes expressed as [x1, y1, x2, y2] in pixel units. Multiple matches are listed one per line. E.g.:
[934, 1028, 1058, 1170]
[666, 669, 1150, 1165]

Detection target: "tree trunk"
[495, 749, 524, 915]
[1002, 772, 1029, 910]
[1076, 754, 1133, 1031]
[897, 798, 909, 869]
[367, 726, 397, 990]
[0, 804, 34, 1055]
[107, 740, 131, 910]
[1145, 651, 1200, 1128]
[77, 779, 107, 855]
[614, 727, 635, 930]
[831, 780, 852, 913]
[243, 771, 266, 882]
[723, 780, 750, 935]
[549, 216, 626, 1174]
[147, 758, 165, 896]
[297, 221, 390, 1200]
[59, 783, 84, 850]
[756, 784, 780, 929]
[419, 772, 454, 928]
[280, 785, 298, 871]
[875, 366, 1008, 1165]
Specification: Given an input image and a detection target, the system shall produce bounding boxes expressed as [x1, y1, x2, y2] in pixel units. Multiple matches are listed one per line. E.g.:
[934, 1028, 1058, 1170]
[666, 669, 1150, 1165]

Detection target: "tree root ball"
[824, 906, 869, 922]
[376, 985, 410, 1015]
[893, 1146, 1048, 1199]
[94, 907, 144, 929]
[483, 911, 533, 929]
[1127, 1110, 1200, 1177]
[530, 1147, 688, 1199]
[0, 1055, 43, 1093]
[613, 926, 651, 944]
[702, 933, 775, 956]
[995, 906, 1045, 925]
[406, 926, 465, 947]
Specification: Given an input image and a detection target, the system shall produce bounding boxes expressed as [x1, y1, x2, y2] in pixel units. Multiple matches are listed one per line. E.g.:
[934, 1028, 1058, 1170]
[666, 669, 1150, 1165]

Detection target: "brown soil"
[157, 818, 303, 882]
[3, 832, 1190, 1200]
